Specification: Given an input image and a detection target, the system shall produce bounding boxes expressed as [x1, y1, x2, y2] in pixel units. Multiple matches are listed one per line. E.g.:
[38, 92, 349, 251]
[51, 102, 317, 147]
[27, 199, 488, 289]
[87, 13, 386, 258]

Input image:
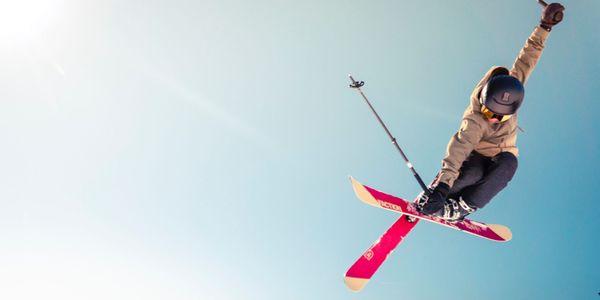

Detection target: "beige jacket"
[439, 26, 550, 187]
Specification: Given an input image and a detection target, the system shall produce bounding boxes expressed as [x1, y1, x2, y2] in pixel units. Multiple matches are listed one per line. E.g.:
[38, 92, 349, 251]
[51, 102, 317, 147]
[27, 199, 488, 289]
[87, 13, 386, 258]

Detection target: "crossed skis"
[344, 177, 512, 292]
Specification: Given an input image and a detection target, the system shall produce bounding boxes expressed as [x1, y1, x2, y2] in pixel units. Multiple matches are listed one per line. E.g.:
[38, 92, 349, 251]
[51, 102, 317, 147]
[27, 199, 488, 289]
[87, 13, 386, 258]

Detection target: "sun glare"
[0, 1, 63, 43]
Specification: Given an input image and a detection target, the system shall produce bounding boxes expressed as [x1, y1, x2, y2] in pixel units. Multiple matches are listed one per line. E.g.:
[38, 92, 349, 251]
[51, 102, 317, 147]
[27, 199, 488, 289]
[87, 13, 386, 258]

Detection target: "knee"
[493, 152, 518, 179]
[494, 152, 517, 166]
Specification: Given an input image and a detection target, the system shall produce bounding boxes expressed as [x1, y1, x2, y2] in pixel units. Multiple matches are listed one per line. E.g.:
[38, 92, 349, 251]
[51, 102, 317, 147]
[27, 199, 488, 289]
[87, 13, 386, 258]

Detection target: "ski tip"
[488, 224, 513, 242]
[349, 177, 379, 207]
[348, 175, 357, 186]
[344, 276, 369, 292]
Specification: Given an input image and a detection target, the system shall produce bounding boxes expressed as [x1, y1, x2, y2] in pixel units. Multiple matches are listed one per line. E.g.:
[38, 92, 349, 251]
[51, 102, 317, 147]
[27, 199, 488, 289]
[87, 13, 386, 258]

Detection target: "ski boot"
[437, 197, 477, 223]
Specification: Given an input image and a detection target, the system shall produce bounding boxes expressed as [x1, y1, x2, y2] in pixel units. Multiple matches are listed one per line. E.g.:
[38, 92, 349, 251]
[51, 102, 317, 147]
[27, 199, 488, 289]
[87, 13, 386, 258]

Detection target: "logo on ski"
[377, 200, 402, 212]
[464, 221, 485, 232]
[363, 249, 374, 260]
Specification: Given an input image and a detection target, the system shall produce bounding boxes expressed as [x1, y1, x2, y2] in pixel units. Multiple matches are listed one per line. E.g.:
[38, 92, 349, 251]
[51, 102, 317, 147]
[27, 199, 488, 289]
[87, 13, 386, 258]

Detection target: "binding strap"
[458, 197, 476, 214]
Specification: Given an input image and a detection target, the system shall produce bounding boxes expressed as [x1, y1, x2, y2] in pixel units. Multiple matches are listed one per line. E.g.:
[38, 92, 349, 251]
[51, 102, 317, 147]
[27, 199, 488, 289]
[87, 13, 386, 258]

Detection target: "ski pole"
[348, 75, 430, 195]
[538, 0, 548, 7]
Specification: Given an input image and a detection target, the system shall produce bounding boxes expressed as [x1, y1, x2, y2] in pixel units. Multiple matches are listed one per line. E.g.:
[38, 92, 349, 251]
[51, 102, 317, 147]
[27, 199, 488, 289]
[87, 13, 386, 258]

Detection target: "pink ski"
[350, 177, 512, 242]
[344, 214, 419, 292]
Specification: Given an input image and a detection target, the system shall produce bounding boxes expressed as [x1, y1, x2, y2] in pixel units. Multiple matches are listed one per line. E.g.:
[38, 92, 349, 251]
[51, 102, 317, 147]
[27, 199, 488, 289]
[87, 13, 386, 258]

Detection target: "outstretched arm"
[510, 2, 565, 84]
[509, 27, 548, 85]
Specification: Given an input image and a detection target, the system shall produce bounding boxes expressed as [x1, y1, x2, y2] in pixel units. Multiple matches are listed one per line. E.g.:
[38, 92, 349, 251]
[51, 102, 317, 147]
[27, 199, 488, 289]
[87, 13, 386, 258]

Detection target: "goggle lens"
[481, 106, 511, 122]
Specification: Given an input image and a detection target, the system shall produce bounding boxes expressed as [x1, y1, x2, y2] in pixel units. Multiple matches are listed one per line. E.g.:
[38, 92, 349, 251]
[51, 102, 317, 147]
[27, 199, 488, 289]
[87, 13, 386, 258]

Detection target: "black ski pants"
[447, 151, 518, 209]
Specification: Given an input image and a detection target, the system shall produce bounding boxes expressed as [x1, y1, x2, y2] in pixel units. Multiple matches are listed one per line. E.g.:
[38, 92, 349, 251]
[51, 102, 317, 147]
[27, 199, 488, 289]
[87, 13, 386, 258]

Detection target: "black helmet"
[480, 75, 524, 116]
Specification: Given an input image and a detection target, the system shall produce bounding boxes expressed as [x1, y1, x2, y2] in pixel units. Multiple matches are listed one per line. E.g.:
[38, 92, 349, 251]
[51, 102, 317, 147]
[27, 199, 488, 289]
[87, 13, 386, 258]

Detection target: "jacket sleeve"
[509, 26, 550, 85]
[438, 116, 484, 187]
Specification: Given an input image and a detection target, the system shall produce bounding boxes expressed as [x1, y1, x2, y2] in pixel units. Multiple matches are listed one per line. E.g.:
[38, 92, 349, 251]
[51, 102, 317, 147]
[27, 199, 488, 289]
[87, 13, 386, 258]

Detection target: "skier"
[418, 2, 565, 222]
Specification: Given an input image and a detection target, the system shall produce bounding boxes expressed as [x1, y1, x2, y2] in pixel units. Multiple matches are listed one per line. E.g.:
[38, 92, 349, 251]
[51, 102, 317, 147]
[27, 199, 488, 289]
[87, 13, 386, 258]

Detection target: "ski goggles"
[480, 105, 512, 122]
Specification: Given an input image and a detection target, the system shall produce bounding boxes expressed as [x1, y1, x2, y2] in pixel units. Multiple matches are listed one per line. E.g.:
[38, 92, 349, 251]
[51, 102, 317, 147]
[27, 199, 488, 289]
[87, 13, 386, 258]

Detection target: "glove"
[540, 2, 565, 31]
[419, 182, 450, 215]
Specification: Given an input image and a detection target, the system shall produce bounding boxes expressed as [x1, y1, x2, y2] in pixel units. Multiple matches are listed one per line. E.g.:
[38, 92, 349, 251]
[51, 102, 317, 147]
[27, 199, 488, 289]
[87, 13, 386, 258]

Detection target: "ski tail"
[350, 176, 384, 209]
[487, 224, 513, 241]
[344, 216, 418, 292]
[344, 277, 369, 292]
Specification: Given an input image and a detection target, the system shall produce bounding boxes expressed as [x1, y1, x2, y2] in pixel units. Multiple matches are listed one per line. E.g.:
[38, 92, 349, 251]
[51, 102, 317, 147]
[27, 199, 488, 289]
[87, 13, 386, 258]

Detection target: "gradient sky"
[1, 1, 599, 299]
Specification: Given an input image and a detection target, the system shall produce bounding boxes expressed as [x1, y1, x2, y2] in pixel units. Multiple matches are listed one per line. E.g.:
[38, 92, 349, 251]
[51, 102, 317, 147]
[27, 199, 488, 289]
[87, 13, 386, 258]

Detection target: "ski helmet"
[480, 75, 524, 116]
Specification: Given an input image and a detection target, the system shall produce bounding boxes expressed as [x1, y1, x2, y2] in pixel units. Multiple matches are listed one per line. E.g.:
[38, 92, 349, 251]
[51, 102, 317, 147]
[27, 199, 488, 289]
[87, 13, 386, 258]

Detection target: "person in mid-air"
[418, 2, 565, 222]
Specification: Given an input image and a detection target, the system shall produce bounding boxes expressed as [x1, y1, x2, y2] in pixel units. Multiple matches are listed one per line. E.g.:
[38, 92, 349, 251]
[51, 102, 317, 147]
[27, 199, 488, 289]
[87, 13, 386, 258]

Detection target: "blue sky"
[1, 0, 599, 299]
